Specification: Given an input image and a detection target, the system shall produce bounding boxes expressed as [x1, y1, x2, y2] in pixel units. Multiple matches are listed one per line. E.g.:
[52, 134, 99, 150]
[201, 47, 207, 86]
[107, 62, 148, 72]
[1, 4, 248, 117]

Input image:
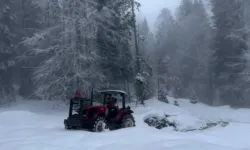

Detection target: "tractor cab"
[99, 90, 134, 129]
[100, 90, 128, 109]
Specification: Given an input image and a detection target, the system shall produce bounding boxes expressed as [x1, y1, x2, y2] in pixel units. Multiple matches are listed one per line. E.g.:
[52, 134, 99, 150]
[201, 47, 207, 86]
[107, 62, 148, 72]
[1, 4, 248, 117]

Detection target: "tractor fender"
[115, 109, 133, 122]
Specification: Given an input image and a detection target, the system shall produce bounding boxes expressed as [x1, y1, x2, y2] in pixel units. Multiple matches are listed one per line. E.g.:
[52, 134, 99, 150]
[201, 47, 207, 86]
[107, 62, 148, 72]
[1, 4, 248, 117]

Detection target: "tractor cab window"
[104, 94, 123, 108]
[72, 99, 81, 115]
[113, 94, 123, 108]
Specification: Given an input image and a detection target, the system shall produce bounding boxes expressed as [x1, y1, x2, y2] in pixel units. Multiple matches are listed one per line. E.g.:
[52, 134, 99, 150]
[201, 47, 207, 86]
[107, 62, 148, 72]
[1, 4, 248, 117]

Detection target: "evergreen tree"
[175, 0, 211, 99]
[138, 18, 149, 57]
[17, 0, 44, 98]
[0, 0, 16, 72]
[0, 0, 17, 104]
[241, 0, 250, 106]
[137, 18, 154, 100]
[176, 0, 193, 21]
[190, 89, 198, 104]
[44, 0, 61, 27]
[154, 8, 178, 97]
[96, 0, 134, 89]
[23, 0, 104, 100]
[243, 0, 250, 31]
[211, 0, 247, 105]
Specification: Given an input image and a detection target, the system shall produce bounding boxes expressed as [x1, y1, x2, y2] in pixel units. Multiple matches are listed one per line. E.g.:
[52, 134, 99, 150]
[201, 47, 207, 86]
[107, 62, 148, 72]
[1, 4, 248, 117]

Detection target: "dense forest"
[1, 0, 250, 107]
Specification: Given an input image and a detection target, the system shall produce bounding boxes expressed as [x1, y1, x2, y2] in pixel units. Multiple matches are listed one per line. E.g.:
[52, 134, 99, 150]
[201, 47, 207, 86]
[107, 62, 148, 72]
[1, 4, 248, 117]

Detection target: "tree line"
[153, 0, 250, 107]
[1, 0, 250, 107]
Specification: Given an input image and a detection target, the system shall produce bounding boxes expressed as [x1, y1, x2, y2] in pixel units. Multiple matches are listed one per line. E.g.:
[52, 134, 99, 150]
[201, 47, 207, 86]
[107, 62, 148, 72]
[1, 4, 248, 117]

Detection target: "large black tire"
[121, 114, 135, 128]
[92, 117, 108, 132]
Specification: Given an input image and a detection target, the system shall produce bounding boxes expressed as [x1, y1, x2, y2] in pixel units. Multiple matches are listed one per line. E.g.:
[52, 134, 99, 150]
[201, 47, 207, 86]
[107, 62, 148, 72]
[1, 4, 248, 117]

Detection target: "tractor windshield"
[113, 94, 123, 107]
[104, 93, 123, 108]
[71, 98, 81, 115]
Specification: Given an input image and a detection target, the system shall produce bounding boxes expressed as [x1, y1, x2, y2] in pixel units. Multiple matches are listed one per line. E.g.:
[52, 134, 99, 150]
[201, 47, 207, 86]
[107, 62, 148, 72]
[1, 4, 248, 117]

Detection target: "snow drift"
[1, 97, 250, 150]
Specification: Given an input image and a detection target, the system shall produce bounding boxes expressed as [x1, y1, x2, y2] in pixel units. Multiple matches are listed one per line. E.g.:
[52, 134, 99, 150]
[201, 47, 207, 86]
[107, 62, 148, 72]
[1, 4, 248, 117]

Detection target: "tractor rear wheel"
[92, 117, 108, 132]
[121, 114, 135, 128]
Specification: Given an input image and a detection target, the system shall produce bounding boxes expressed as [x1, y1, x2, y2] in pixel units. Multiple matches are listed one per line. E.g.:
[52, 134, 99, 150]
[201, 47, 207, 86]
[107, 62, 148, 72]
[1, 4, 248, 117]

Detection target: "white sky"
[136, 0, 181, 32]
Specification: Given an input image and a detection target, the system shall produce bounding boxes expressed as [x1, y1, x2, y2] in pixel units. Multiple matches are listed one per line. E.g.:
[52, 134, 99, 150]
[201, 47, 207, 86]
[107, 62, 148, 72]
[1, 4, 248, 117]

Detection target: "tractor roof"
[99, 90, 127, 95]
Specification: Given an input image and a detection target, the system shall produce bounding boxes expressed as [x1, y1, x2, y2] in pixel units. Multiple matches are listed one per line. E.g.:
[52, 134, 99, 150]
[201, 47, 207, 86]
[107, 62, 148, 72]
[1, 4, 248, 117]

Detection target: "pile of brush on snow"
[143, 113, 229, 132]
[137, 97, 231, 132]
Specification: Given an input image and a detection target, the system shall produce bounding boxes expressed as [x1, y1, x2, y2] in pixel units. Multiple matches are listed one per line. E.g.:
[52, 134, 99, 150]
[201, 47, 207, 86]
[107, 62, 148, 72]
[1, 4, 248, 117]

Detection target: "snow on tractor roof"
[99, 90, 127, 95]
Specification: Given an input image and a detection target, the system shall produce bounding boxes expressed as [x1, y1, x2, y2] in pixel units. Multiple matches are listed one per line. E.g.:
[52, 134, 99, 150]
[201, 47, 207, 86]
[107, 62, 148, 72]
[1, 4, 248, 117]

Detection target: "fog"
[1, 0, 248, 107]
[136, 0, 181, 32]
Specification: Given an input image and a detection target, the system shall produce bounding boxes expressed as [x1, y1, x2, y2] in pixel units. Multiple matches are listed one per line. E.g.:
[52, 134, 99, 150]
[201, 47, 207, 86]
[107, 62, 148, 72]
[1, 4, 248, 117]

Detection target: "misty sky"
[136, 0, 181, 32]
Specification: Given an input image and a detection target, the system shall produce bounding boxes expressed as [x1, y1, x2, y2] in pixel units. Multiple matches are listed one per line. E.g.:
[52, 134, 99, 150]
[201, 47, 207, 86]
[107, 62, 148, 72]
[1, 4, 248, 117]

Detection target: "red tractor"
[64, 89, 135, 132]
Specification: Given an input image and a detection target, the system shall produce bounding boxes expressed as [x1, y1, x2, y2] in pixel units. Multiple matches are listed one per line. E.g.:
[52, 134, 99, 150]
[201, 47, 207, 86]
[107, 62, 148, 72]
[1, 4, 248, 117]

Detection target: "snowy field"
[1, 97, 250, 150]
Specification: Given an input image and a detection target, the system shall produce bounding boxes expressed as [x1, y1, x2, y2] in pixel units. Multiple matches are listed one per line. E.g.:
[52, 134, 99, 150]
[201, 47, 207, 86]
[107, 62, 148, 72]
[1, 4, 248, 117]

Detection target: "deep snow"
[1, 97, 250, 150]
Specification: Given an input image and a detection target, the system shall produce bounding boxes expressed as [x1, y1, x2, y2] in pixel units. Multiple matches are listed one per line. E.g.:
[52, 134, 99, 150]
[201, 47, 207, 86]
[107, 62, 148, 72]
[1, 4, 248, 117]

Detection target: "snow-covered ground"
[1, 97, 250, 150]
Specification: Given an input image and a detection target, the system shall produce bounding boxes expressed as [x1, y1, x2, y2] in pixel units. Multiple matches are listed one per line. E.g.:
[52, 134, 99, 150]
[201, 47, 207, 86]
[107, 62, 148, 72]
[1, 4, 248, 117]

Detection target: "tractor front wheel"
[92, 117, 108, 132]
[121, 114, 135, 128]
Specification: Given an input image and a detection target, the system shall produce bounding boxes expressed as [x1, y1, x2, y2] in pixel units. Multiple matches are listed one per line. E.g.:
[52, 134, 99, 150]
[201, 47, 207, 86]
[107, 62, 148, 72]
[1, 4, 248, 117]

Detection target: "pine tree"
[23, 0, 104, 100]
[177, 0, 193, 21]
[18, 0, 44, 98]
[243, 0, 250, 31]
[175, 1, 195, 98]
[175, 0, 212, 99]
[96, 0, 134, 89]
[0, 0, 16, 72]
[138, 18, 149, 57]
[137, 18, 154, 101]
[190, 89, 198, 104]
[154, 8, 178, 97]
[0, 0, 17, 104]
[211, 0, 247, 105]
[241, 0, 250, 106]
[44, 0, 61, 27]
